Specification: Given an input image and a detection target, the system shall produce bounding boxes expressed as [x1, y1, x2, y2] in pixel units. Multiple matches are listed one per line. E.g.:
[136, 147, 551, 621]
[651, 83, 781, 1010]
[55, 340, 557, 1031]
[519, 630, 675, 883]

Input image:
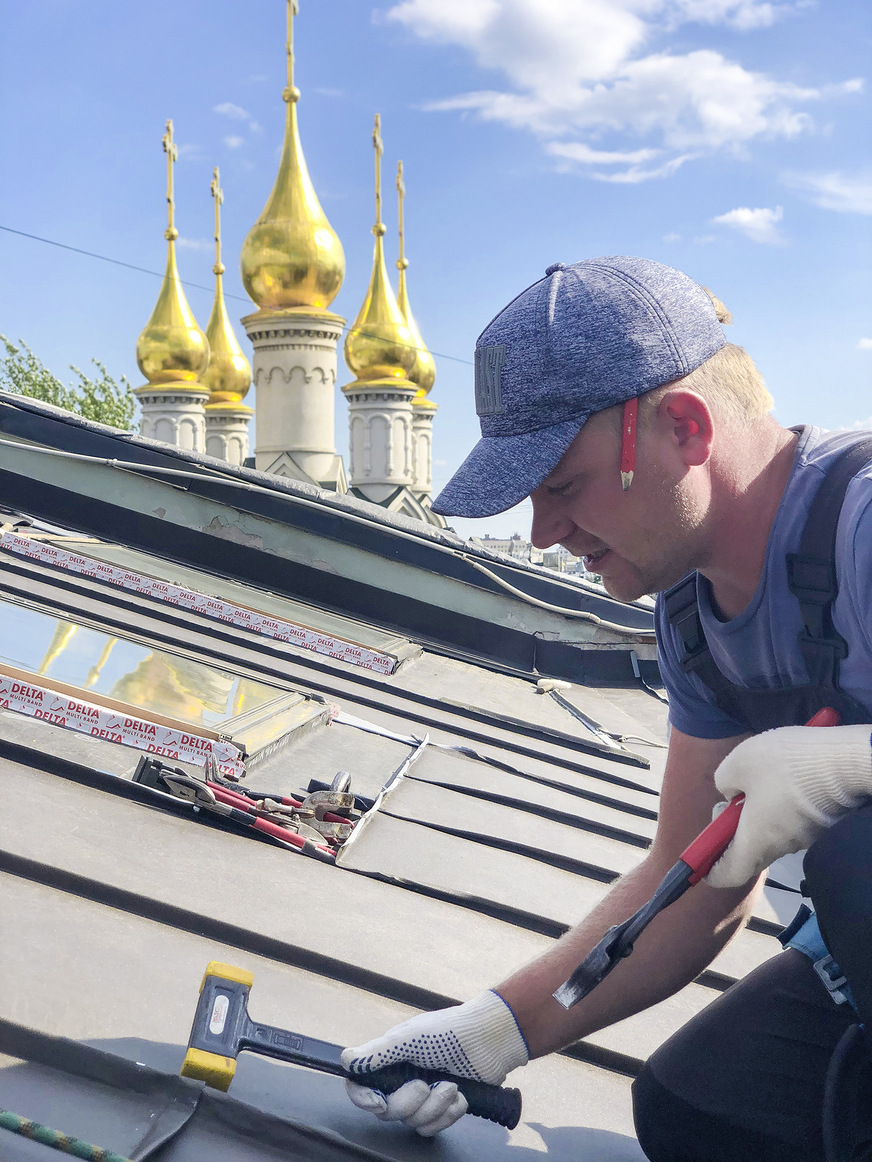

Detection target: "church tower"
[239, 0, 347, 489]
[343, 116, 418, 505]
[135, 120, 210, 450]
[202, 168, 253, 466]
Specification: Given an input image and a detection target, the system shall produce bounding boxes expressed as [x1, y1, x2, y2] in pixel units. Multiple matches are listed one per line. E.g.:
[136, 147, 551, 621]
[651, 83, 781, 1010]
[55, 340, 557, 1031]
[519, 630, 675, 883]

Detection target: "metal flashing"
[0, 399, 658, 681]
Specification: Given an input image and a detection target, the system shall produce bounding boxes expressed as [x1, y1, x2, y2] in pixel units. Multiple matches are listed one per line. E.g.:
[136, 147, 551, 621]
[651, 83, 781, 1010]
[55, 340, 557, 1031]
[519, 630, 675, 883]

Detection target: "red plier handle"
[682, 705, 842, 885]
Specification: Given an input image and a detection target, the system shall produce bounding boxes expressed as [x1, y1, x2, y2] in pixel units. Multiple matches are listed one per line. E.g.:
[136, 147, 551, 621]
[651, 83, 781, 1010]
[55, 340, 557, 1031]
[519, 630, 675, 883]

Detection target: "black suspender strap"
[786, 437, 872, 687]
[663, 574, 743, 703]
[664, 436, 872, 732]
[663, 575, 704, 666]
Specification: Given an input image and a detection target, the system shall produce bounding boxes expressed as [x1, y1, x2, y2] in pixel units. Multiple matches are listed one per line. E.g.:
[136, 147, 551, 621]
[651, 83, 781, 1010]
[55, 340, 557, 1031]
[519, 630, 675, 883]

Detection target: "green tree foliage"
[0, 335, 136, 431]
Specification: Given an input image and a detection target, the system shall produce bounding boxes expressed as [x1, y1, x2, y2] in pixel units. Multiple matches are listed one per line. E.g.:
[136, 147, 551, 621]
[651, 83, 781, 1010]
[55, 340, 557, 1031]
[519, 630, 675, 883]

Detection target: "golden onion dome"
[239, 1, 345, 312]
[344, 117, 416, 385]
[202, 169, 252, 406]
[395, 160, 436, 401]
[136, 120, 209, 389]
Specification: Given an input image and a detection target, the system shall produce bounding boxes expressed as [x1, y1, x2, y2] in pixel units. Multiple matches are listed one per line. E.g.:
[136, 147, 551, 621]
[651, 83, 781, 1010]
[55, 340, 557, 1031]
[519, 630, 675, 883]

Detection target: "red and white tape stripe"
[0, 673, 245, 778]
[0, 532, 396, 675]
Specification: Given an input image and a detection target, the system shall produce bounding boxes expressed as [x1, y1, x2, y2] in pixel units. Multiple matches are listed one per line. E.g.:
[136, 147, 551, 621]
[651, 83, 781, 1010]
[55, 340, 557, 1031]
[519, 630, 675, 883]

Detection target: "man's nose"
[530, 496, 576, 550]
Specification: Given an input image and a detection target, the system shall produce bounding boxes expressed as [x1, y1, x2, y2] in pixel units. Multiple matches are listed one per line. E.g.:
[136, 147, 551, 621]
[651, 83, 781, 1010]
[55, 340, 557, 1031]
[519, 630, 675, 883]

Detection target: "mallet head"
[181, 961, 254, 1091]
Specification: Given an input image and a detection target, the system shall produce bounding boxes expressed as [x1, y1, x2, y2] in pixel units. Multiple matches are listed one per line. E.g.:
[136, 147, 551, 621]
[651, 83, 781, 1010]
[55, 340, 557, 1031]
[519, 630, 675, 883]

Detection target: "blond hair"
[677, 342, 774, 422]
[644, 288, 773, 423]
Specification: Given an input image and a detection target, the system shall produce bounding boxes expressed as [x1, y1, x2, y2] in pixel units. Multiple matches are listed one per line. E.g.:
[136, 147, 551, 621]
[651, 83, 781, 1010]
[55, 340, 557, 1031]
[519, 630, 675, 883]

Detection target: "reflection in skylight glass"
[0, 599, 282, 729]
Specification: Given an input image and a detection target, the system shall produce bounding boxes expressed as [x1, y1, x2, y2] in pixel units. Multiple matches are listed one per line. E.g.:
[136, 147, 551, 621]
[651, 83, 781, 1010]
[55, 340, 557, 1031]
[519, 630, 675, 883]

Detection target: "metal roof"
[0, 400, 789, 1161]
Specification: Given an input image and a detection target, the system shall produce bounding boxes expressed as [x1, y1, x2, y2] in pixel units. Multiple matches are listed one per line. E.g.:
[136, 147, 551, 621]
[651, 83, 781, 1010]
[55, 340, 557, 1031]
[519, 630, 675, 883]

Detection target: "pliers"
[161, 772, 337, 863]
[553, 706, 840, 1009]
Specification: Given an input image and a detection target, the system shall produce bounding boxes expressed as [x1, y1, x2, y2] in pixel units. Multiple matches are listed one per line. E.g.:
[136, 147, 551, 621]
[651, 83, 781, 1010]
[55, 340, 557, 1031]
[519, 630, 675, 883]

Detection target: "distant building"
[470, 533, 588, 577]
[541, 544, 580, 573]
[470, 532, 537, 561]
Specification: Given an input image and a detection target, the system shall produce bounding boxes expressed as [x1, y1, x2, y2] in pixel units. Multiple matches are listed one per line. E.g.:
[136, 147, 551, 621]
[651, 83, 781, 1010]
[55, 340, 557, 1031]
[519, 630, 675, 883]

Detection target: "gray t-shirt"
[656, 425, 872, 739]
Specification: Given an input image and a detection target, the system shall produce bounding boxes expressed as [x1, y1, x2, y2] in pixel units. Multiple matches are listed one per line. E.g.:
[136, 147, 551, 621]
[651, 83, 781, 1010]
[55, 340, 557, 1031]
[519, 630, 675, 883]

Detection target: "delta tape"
[0, 532, 396, 675]
[0, 673, 245, 778]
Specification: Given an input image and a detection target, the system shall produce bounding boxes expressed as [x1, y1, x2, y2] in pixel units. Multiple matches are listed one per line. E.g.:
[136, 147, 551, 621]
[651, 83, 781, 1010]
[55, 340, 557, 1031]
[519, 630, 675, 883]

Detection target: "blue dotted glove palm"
[341, 991, 528, 1136]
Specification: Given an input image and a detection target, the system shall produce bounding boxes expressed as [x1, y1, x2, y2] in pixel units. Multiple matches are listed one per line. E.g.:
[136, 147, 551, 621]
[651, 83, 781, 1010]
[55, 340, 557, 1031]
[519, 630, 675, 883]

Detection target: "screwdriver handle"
[352, 1064, 522, 1129]
[683, 706, 841, 885]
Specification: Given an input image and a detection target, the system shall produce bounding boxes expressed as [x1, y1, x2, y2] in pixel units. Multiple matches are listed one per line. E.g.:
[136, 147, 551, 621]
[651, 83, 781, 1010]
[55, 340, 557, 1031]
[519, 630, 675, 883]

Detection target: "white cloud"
[858, 338, 872, 350]
[662, 0, 793, 31]
[213, 101, 263, 144]
[546, 142, 660, 165]
[786, 170, 872, 214]
[592, 153, 697, 183]
[712, 204, 785, 243]
[175, 142, 204, 160]
[547, 140, 695, 183]
[214, 102, 250, 121]
[386, 0, 859, 181]
[177, 237, 212, 252]
[663, 231, 682, 241]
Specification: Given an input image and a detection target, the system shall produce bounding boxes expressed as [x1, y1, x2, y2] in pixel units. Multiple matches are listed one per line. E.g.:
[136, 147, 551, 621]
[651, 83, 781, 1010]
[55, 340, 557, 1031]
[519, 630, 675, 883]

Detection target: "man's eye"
[548, 478, 577, 497]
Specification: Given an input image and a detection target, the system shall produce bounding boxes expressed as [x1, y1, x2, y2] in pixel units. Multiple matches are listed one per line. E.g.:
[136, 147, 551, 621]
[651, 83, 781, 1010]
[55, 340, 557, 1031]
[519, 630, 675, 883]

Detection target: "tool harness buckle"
[813, 954, 852, 1007]
[785, 552, 838, 606]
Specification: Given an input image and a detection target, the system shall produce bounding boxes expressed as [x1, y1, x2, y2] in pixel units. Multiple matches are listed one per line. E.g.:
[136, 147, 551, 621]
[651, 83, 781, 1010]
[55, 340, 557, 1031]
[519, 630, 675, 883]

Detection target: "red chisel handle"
[684, 794, 746, 885]
[682, 706, 841, 885]
[805, 707, 842, 729]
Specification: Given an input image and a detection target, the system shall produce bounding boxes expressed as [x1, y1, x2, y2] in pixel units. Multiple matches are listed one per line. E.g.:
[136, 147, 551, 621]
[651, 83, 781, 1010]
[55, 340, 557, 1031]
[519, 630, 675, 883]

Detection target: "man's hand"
[341, 991, 528, 1136]
[706, 724, 872, 888]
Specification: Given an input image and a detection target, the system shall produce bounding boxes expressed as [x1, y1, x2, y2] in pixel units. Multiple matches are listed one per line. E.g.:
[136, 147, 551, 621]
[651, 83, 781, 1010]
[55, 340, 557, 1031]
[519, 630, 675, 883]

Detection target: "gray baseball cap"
[432, 255, 727, 519]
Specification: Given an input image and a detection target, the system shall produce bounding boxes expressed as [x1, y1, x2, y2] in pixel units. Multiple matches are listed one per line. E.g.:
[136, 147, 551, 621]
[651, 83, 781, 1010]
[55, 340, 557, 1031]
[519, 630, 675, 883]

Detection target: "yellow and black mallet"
[181, 961, 522, 1128]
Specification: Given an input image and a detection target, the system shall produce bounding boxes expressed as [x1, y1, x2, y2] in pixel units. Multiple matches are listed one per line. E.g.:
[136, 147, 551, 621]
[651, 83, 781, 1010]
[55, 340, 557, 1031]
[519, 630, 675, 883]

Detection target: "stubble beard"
[599, 481, 708, 602]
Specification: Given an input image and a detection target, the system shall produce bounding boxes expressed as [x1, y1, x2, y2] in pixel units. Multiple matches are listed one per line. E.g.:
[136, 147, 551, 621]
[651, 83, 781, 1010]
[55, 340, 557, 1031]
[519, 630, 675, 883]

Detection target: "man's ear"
[659, 390, 714, 467]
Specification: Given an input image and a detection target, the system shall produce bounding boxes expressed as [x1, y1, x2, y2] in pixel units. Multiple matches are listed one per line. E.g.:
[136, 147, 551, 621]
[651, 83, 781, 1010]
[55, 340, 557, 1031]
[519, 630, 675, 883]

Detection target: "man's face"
[529, 405, 707, 601]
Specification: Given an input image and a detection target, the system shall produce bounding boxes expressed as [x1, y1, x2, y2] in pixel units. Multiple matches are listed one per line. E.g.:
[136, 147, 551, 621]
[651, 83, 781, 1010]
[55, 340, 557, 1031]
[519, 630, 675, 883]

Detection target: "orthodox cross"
[396, 160, 408, 273]
[162, 119, 179, 240]
[372, 114, 384, 233]
[210, 167, 225, 277]
[285, 0, 300, 101]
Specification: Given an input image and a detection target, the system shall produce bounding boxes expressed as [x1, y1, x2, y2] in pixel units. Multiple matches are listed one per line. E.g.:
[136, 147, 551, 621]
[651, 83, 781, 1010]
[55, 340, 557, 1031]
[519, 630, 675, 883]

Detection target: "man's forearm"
[496, 853, 759, 1058]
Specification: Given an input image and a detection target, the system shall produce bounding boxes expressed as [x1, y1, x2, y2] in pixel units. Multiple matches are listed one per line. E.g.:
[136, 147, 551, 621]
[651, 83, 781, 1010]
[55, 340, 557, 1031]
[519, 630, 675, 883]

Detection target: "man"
[340, 257, 872, 1159]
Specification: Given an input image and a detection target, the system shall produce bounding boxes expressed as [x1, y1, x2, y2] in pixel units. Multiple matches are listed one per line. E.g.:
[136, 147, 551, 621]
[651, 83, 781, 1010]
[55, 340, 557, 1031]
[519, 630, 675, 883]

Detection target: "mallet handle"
[353, 1064, 522, 1129]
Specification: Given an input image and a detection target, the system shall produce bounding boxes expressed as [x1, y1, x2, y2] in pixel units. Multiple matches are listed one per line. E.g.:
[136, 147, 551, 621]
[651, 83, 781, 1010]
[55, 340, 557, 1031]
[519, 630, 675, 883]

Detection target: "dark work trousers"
[632, 948, 872, 1162]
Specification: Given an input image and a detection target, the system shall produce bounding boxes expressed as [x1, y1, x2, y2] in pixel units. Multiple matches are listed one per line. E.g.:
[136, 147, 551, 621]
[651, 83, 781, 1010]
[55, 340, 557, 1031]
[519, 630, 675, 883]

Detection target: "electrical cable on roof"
[459, 555, 657, 640]
[0, 224, 474, 366]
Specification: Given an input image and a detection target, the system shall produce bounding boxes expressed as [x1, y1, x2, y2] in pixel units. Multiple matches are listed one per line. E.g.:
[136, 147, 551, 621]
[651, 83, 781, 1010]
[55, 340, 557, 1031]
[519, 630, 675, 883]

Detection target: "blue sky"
[2, 0, 870, 539]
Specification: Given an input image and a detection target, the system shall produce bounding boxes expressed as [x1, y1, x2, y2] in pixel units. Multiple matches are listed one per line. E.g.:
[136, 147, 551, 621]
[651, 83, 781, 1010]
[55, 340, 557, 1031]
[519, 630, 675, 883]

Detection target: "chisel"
[553, 706, 841, 1009]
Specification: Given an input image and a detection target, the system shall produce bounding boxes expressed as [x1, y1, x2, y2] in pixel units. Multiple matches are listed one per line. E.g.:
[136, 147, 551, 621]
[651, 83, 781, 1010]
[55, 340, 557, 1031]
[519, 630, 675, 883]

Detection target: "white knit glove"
[706, 725, 872, 889]
[341, 990, 528, 1136]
